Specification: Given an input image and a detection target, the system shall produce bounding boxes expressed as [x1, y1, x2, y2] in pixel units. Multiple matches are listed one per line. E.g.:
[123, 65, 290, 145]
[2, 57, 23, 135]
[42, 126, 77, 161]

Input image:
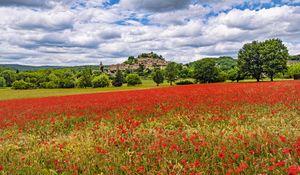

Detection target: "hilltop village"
[105, 52, 169, 74]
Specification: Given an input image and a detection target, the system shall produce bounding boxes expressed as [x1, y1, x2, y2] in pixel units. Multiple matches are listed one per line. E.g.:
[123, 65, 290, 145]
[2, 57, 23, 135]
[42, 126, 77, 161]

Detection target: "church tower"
[99, 61, 104, 73]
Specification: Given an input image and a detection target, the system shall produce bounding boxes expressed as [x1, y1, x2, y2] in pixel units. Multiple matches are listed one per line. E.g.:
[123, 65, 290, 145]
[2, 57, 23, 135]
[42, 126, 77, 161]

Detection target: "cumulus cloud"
[119, 0, 192, 12]
[0, 0, 299, 66]
[0, 0, 55, 8]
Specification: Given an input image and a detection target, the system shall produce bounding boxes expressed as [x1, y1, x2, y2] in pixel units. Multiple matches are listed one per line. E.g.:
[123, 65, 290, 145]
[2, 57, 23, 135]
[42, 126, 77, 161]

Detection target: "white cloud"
[0, 1, 299, 66]
[119, 0, 192, 12]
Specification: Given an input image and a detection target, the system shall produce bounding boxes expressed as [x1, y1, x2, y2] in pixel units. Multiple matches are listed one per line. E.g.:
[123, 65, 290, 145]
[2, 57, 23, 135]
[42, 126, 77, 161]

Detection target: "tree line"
[0, 38, 299, 89]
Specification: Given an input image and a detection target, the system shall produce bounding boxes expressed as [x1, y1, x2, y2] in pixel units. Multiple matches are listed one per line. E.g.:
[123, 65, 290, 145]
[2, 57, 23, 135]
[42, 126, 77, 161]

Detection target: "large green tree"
[260, 38, 289, 81]
[0, 70, 16, 87]
[165, 62, 179, 85]
[193, 58, 220, 83]
[76, 68, 93, 88]
[152, 69, 164, 86]
[238, 41, 264, 82]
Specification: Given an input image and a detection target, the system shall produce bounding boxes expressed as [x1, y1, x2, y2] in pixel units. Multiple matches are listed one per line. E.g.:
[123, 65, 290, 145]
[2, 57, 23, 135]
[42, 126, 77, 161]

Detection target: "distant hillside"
[0, 64, 63, 71]
[289, 54, 300, 61]
[189, 56, 237, 71]
[0, 64, 102, 72]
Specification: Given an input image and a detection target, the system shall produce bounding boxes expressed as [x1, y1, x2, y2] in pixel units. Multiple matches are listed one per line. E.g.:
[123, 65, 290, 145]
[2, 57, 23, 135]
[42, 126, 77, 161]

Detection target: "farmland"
[0, 81, 300, 174]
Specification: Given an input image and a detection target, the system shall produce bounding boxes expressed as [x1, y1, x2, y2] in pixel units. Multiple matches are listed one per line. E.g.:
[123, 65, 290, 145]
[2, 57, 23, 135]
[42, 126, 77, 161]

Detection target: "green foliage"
[227, 68, 241, 82]
[152, 69, 164, 86]
[218, 71, 228, 82]
[137, 52, 164, 60]
[45, 81, 59, 89]
[260, 38, 289, 81]
[175, 79, 194, 85]
[76, 68, 92, 88]
[193, 58, 221, 83]
[288, 62, 300, 79]
[12, 80, 36, 90]
[165, 62, 179, 85]
[126, 74, 142, 86]
[112, 70, 124, 87]
[289, 55, 300, 61]
[124, 56, 137, 64]
[0, 70, 16, 87]
[238, 39, 289, 82]
[214, 56, 237, 71]
[92, 74, 110, 88]
[238, 41, 263, 82]
[178, 67, 191, 79]
[0, 77, 6, 88]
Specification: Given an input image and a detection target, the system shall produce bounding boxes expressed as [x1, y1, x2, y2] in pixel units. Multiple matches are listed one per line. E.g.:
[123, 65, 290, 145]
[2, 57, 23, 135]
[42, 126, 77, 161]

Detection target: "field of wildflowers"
[0, 81, 300, 174]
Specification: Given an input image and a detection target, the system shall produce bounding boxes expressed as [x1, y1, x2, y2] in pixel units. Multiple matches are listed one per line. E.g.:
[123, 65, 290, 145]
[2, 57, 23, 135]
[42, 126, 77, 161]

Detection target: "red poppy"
[288, 165, 300, 175]
[218, 151, 225, 159]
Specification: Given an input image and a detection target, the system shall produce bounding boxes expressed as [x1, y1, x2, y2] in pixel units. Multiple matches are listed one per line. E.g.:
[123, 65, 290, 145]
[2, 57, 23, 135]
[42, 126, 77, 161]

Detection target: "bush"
[62, 79, 75, 88]
[216, 71, 227, 82]
[175, 79, 194, 85]
[92, 74, 110, 88]
[12, 80, 36, 90]
[126, 74, 142, 86]
[45, 81, 59, 89]
[294, 74, 300, 80]
[0, 77, 6, 88]
[288, 63, 300, 78]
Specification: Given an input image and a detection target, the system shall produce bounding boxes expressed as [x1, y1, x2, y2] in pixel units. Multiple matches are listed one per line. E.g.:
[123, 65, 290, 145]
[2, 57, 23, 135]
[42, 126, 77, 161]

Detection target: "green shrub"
[294, 74, 300, 80]
[288, 63, 300, 78]
[92, 74, 110, 88]
[175, 79, 194, 85]
[0, 77, 6, 88]
[62, 79, 75, 88]
[45, 81, 59, 89]
[217, 71, 227, 82]
[12, 80, 36, 90]
[126, 74, 142, 86]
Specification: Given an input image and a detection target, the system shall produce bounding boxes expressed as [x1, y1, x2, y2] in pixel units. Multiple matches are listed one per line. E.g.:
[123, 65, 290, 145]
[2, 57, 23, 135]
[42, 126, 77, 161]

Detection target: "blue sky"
[0, 0, 299, 66]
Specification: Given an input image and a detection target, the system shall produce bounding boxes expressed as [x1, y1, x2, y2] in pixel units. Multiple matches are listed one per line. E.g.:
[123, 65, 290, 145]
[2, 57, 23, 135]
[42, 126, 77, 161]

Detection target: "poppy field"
[0, 81, 300, 174]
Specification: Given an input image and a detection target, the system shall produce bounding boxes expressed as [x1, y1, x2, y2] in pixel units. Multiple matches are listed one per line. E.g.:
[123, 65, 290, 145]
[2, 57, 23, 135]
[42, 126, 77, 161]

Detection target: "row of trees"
[0, 67, 144, 89]
[0, 38, 299, 89]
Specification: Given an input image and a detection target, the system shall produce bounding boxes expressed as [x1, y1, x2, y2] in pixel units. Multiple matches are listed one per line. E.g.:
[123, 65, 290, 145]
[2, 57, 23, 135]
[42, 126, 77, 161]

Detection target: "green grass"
[0, 80, 170, 101]
[0, 78, 293, 101]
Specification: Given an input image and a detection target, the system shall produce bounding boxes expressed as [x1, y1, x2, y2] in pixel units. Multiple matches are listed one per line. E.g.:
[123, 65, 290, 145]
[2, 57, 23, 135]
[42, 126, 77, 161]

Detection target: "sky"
[0, 0, 300, 66]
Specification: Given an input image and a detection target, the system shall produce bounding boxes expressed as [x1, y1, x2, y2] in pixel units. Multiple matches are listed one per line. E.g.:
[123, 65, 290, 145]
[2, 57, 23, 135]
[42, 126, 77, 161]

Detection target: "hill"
[0, 64, 63, 71]
[0, 64, 102, 72]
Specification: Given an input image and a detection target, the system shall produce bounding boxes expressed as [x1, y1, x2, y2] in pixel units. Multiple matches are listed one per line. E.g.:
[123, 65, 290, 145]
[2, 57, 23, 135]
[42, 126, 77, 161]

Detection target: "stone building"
[108, 57, 169, 74]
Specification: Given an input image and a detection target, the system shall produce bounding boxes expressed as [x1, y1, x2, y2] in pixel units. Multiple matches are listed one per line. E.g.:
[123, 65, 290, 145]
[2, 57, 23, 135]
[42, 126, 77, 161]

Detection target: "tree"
[112, 70, 124, 87]
[0, 77, 6, 88]
[124, 56, 136, 64]
[238, 41, 264, 82]
[76, 68, 92, 88]
[165, 62, 179, 85]
[92, 74, 110, 88]
[152, 69, 164, 86]
[260, 38, 289, 81]
[193, 58, 220, 83]
[12, 80, 36, 90]
[0, 70, 16, 86]
[126, 74, 142, 86]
